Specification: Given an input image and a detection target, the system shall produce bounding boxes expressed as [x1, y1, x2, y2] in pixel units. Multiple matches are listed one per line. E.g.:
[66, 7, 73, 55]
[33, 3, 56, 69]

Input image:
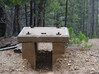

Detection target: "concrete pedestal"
[53, 43, 65, 64]
[22, 43, 36, 69]
[17, 27, 69, 70]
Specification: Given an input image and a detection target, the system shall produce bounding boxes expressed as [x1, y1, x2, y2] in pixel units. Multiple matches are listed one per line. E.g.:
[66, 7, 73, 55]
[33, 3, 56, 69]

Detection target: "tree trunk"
[37, 0, 46, 27]
[0, 6, 6, 37]
[96, 0, 99, 36]
[33, 0, 36, 27]
[30, 0, 33, 27]
[25, 4, 28, 26]
[94, 0, 98, 36]
[43, 2, 45, 27]
[91, 0, 95, 37]
[65, 0, 68, 27]
[87, 0, 94, 38]
[13, 5, 20, 36]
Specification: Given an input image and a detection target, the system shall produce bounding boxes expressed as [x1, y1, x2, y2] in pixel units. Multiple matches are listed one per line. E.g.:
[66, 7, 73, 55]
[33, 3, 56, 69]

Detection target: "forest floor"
[0, 38, 99, 74]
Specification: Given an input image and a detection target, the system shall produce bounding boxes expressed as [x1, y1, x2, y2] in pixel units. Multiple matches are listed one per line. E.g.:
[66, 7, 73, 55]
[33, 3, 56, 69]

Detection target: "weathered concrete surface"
[17, 27, 69, 42]
[18, 27, 69, 37]
[53, 43, 65, 64]
[22, 43, 36, 69]
[38, 42, 52, 51]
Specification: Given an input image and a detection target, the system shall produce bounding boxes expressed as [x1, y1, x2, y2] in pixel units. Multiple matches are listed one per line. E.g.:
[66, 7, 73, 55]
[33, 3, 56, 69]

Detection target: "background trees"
[0, 0, 99, 38]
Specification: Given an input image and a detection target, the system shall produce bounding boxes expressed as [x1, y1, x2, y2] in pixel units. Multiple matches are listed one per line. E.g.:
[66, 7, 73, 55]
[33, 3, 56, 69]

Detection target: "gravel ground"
[0, 39, 99, 74]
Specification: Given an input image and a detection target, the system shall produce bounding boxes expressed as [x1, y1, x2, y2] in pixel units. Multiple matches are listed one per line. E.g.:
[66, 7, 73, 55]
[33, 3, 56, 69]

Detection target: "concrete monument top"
[17, 27, 69, 42]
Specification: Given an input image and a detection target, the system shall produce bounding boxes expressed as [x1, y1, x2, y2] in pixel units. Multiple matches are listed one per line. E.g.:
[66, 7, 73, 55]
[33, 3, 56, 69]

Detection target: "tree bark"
[94, 0, 98, 36]
[96, 0, 99, 36]
[30, 0, 33, 27]
[87, 0, 94, 38]
[0, 6, 6, 37]
[91, 0, 95, 37]
[65, 0, 68, 27]
[33, 0, 36, 27]
[37, 0, 46, 27]
[25, 4, 28, 26]
[13, 5, 20, 36]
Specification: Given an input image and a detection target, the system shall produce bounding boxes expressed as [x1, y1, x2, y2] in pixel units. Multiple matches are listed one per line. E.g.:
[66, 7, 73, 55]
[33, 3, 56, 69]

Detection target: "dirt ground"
[0, 39, 99, 74]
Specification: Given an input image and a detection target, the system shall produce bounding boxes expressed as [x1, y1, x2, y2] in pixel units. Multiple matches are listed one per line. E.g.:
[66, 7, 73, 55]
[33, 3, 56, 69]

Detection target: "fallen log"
[0, 43, 22, 51]
[0, 45, 17, 51]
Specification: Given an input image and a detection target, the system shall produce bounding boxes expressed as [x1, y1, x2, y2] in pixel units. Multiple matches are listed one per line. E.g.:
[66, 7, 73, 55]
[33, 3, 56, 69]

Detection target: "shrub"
[68, 27, 93, 50]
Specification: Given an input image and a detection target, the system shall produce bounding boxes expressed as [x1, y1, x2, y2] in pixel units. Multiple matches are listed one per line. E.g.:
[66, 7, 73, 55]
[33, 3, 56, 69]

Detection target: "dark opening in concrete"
[36, 50, 52, 71]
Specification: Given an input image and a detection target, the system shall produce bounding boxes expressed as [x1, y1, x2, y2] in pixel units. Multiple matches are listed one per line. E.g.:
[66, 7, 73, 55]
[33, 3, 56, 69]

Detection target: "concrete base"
[22, 42, 65, 70]
[22, 43, 36, 69]
[53, 43, 65, 64]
